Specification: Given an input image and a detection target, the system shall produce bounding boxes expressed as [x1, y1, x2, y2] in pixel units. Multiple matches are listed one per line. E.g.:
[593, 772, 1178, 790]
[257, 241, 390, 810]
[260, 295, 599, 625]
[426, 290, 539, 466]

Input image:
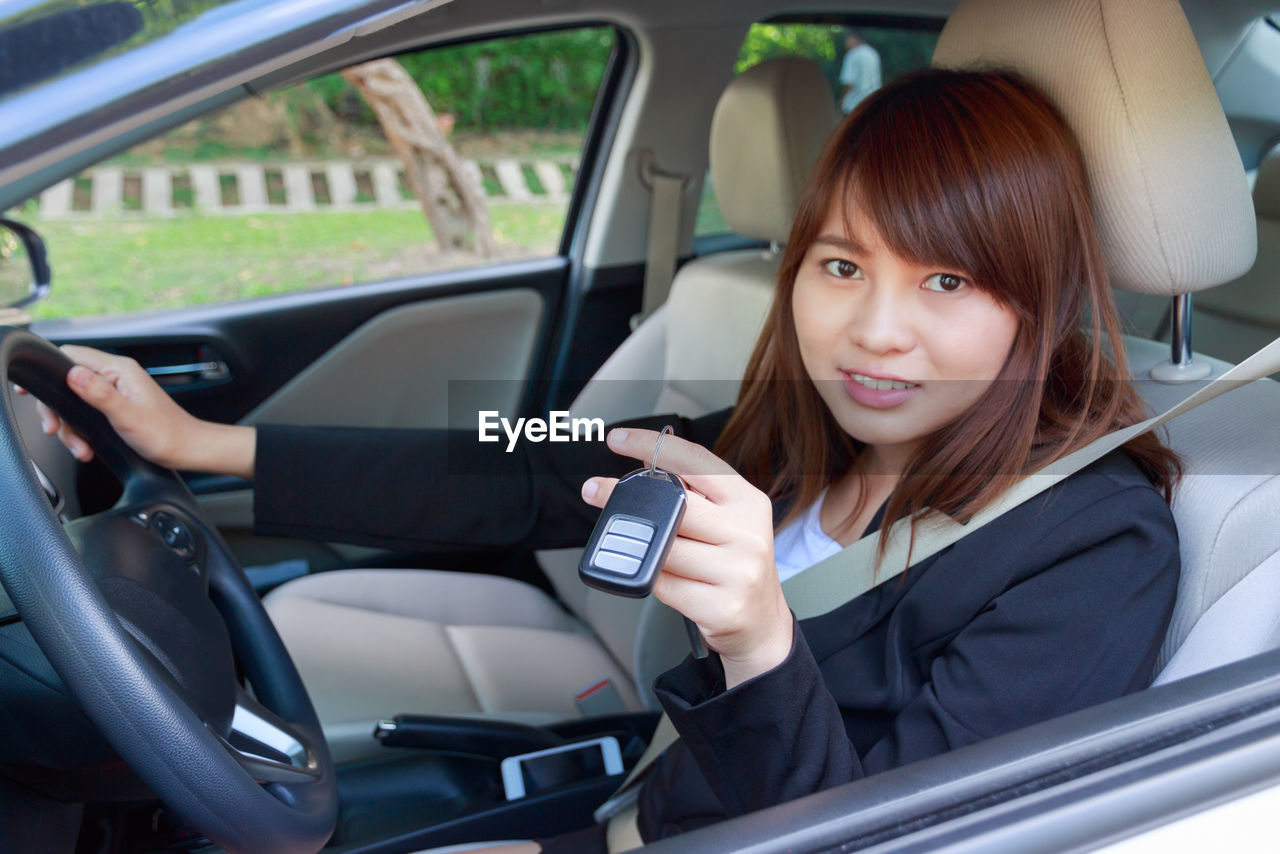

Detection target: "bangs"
[837, 163, 992, 288]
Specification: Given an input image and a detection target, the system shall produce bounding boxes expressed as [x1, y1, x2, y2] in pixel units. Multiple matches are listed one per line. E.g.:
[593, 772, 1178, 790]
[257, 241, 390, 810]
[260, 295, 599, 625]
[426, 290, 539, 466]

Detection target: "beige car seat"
[936, 0, 1280, 694]
[263, 57, 838, 764]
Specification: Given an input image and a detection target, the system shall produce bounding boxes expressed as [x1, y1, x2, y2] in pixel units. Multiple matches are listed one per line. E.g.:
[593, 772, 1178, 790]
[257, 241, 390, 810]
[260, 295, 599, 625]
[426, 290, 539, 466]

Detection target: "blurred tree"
[342, 59, 496, 256]
[736, 23, 843, 76]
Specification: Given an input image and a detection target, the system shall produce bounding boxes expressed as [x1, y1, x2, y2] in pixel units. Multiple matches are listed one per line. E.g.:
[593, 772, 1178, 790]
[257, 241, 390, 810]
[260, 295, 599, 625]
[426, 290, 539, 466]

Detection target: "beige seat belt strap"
[630, 157, 687, 332]
[599, 333, 1280, 842]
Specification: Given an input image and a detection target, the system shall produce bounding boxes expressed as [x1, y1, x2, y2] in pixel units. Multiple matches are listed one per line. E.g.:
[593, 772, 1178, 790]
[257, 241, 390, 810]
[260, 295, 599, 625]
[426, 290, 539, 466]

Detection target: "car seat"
[262, 57, 838, 763]
[933, 0, 1278, 693]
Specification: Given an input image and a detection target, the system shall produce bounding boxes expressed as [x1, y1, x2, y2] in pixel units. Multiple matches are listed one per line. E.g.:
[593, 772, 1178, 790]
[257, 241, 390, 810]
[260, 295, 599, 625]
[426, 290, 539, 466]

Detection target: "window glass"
[694, 21, 940, 239]
[14, 27, 616, 320]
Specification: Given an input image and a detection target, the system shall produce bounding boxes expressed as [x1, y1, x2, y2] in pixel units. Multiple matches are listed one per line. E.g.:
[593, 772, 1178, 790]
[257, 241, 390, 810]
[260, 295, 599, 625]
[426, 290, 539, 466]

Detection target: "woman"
[33, 68, 1181, 851]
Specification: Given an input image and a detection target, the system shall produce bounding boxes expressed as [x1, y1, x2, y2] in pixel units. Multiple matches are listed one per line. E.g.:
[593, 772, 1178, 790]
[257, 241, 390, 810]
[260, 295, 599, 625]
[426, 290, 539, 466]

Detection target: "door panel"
[188, 286, 544, 531]
[243, 287, 542, 429]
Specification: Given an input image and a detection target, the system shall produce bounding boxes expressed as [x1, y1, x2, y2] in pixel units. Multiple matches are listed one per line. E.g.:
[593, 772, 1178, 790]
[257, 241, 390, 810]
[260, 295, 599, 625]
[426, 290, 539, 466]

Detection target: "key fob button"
[600, 532, 649, 558]
[592, 551, 644, 576]
[606, 518, 654, 542]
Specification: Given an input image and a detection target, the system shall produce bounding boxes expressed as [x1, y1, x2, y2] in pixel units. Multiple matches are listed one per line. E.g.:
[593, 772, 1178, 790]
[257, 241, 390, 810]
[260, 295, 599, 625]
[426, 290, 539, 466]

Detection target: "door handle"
[144, 360, 230, 382]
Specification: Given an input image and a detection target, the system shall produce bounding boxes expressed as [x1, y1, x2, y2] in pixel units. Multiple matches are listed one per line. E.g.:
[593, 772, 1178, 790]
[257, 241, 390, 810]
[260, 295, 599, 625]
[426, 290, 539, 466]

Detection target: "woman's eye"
[923, 273, 967, 293]
[822, 259, 862, 279]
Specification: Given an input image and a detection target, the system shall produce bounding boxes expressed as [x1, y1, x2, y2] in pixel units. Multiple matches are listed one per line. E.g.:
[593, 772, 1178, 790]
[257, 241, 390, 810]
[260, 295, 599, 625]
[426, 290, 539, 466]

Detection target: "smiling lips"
[841, 370, 921, 409]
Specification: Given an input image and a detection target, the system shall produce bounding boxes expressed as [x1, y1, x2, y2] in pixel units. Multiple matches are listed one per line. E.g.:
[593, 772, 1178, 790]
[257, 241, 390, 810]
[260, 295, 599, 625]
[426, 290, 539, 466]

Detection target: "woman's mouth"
[841, 371, 920, 409]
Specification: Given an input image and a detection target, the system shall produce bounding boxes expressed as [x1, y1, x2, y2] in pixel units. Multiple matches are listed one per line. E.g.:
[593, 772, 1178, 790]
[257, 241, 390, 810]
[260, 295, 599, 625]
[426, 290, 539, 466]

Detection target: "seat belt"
[630, 152, 688, 331]
[597, 332, 1280, 845]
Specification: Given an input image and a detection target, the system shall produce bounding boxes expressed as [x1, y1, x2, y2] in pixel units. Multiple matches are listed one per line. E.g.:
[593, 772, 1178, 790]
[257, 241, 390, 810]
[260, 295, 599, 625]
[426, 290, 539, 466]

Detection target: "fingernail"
[608, 428, 628, 447]
[67, 366, 86, 387]
[582, 479, 598, 501]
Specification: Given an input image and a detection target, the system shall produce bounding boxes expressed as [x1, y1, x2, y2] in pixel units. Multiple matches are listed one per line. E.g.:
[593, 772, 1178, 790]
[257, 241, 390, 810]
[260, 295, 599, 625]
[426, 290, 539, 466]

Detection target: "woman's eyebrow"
[812, 234, 868, 254]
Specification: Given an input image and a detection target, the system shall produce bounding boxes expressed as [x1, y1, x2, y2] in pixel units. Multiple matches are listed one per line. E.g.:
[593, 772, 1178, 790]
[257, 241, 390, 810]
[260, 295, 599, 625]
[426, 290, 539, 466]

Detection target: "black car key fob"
[579, 465, 686, 598]
[580, 427, 708, 659]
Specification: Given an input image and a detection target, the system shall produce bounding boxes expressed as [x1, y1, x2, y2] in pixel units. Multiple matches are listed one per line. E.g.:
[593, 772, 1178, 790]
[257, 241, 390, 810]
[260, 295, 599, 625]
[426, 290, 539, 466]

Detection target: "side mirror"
[0, 219, 51, 310]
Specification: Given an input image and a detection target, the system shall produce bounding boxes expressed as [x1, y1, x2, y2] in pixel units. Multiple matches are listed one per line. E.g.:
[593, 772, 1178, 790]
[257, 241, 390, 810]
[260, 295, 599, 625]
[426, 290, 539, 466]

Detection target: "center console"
[321, 713, 659, 853]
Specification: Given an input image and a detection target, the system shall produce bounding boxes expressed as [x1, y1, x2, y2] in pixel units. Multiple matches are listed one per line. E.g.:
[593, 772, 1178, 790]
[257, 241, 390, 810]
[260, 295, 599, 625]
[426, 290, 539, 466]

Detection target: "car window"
[695, 20, 941, 239]
[12, 26, 617, 320]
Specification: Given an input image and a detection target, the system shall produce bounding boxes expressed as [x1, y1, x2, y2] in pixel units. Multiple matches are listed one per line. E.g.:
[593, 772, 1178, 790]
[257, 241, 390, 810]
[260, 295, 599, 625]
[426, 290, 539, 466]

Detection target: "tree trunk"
[341, 59, 497, 257]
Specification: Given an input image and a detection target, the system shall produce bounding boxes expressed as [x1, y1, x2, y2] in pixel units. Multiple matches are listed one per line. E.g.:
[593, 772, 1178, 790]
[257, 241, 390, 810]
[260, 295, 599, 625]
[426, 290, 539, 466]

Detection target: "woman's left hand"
[582, 427, 793, 689]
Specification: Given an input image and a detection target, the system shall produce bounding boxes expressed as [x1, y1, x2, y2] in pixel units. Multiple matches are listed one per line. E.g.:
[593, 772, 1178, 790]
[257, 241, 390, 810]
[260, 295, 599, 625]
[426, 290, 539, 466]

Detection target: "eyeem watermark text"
[478, 411, 606, 453]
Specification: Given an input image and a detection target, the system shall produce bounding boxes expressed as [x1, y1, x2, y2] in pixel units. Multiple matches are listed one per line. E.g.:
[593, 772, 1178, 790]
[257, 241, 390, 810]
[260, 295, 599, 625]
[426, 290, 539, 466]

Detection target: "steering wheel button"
[148, 511, 195, 558]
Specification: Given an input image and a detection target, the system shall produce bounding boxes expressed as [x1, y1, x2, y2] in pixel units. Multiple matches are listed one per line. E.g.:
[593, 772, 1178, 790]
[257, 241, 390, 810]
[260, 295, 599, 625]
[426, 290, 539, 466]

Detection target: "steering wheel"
[0, 329, 337, 854]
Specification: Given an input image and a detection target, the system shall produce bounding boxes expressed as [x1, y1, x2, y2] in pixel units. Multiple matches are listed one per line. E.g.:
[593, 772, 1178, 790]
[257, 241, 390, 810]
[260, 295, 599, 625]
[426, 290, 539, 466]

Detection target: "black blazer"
[253, 407, 1180, 843]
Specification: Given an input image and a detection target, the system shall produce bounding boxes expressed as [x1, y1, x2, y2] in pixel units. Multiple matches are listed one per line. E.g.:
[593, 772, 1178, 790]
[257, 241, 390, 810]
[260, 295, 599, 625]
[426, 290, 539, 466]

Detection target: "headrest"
[709, 57, 838, 243]
[1255, 146, 1280, 221]
[933, 0, 1256, 296]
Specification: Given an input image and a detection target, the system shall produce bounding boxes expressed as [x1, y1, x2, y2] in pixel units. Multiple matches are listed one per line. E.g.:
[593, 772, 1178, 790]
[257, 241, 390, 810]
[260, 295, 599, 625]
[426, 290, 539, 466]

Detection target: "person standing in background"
[840, 29, 882, 114]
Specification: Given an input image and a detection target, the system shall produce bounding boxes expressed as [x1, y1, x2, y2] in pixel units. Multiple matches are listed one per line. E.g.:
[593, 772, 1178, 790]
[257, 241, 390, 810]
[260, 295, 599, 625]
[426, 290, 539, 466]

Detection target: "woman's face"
[792, 200, 1021, 468]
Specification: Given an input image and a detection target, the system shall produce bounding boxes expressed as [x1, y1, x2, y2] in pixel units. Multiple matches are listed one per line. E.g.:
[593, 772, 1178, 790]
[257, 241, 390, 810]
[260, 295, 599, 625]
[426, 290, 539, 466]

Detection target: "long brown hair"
[714, 67, 1181, 564]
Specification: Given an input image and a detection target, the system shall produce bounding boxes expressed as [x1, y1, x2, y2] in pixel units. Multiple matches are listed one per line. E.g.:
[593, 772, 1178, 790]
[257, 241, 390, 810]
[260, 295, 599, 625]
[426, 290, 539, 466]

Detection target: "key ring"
[649, 425, 674, 475]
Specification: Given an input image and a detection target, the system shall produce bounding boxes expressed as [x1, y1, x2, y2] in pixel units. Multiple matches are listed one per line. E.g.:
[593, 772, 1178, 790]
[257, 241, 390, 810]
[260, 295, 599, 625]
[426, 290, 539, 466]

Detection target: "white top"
[839, 43, 883, 114]
[773, 488, 844, 583]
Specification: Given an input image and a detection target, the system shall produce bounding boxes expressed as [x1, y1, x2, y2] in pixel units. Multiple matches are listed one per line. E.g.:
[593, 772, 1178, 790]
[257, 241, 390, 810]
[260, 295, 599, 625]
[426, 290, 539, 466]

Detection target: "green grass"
[26, 204, 565, 320]
[479, 164, 502, 197]
[522, 164, 546, 195]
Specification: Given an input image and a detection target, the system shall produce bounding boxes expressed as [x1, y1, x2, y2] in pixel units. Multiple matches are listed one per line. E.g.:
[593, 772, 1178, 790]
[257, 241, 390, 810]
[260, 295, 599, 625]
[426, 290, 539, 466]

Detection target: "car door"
[12, 25, 629, 583]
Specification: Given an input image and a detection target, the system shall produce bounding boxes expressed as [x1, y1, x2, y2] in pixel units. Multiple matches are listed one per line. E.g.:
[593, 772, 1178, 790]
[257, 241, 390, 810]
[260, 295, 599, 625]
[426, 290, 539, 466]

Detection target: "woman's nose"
[846, 283, 916, 355]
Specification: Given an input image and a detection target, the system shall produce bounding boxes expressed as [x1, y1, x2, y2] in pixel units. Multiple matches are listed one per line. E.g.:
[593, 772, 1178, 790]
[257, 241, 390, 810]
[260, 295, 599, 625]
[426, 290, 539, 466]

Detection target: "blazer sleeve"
[649, 480, 1180, 818]
[251, 409, 734, 552]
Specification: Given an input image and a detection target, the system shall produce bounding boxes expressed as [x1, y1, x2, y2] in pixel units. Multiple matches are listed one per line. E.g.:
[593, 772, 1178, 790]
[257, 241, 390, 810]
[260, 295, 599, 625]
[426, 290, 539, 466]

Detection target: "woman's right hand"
[19, 345, 254, 477]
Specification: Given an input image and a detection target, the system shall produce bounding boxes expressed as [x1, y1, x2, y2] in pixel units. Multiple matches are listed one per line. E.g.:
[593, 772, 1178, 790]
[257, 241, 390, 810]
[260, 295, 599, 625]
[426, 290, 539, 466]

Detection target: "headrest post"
[1170, 294, 1194, 367]
[1149, 293, 1212, 384]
